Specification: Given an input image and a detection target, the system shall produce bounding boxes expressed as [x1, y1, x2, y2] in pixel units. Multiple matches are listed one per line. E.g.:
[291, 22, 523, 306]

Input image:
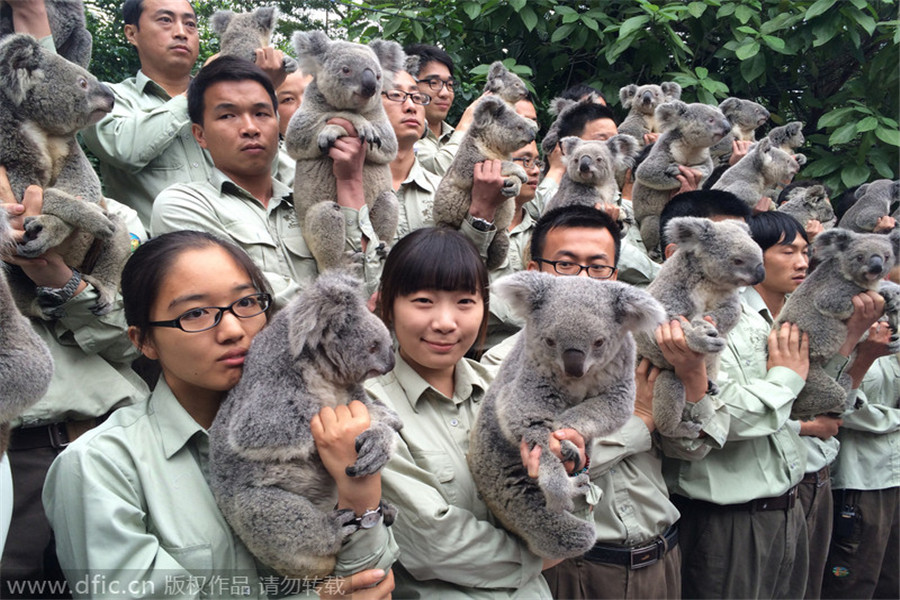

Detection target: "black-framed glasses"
[534, 258, 617, 280]
[149, 293, 271, 333]
[512, 156, 544, 170]
[382, 90, 432, 106]
[416, 76, 456, 93]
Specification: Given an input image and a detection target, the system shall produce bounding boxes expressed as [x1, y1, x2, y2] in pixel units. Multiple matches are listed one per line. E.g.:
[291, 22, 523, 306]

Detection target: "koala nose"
[868, 254, 885, 274]
[641, 91, 654, 105]
[359, 68, 377, 98]
[99, 83, 115, 110]
[562, 349, 586, 378]
[752, 264, 766, 285]
[579, 155, 592, 172]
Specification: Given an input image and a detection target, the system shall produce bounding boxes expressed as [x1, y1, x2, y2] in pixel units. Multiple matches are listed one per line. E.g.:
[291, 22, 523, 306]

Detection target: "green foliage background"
[85, 0, 899, 195]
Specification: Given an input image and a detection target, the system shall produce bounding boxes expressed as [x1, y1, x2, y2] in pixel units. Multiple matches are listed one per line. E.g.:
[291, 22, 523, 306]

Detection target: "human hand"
[317, 569, 395, 600]
[455, 94, 485, 133]
[655, 318, 710, 402]
[670, 166, 703, 198]
[856, 321, 895, 362]
[595, 202, 620, 224]
[634, 358, 658, 432]
[753, 196, 775, 214]
[842, 290, 886, 353]
[767, 322, 810, 379]
[729, 139, 753, 166]
[805, 219, 824, 242]
[519, 429, 587, 478]
[643, 132, 660, 146]
[874, 215, 897, 233]
[254, 46, 287, 89]
[469, 159, 507, 222]
[799, 414, 842, 439]
[8, 0, 52, 38]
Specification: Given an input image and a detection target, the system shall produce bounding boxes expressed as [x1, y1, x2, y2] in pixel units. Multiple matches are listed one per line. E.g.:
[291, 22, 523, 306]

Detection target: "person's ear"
[128, 326, 159, 360]
[192, 123, 207, 148]
[663, 243, 677, 260]
[124, 24, 138, 47]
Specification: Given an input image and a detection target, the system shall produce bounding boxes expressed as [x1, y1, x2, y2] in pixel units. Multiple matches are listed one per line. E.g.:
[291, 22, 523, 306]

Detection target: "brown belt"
[8, 417, 105, 451]
[801, 465, 830, 488]
[584, 525, 678, 569]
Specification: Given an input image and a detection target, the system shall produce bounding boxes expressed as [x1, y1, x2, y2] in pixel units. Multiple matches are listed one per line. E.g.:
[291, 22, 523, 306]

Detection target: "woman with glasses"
[43, 231, 394, 599]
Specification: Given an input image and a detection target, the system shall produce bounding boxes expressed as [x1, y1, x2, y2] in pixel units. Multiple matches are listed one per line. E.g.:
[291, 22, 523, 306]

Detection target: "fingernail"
[10, 204, 23, 213]
[372, 569, 385, 578]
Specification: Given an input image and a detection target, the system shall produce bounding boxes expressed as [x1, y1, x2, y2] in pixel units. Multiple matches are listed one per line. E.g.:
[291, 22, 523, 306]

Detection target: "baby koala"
[469, 271, 664, 559]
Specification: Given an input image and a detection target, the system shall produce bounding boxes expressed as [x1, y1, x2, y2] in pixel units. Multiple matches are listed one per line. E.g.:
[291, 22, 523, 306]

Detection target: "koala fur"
[767, 121, 805, 156]
[540, 93, 596, 157]
[433, 95, 538, 269]
[0, 34, 130, 317]
[211, 6, 298, 74]
[483, 61, 528, 104]
[631, 101, 732, 259]
[635, 217, 766, 437]
[617, 82, 682, 146]
[469, 271, 665, 558]
[209, 271, 402, 579]
[0, 0, 92, 68]
[838, 179, 900, 233]
[285, 31, 403, 271]
[712, 137, 801, 207]
[0, 210, 54, 454]
[775, 228, 900, 418]
[709, 97, 770, 164]
[543, 135, 639, 214]
[778, 184, 836, 229]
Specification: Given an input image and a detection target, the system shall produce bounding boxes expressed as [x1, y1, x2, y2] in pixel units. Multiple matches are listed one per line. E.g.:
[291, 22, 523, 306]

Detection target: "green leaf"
[881, 116, 900, 129]
[697, 88, 717, 105]
[509, 0, 526, 11]
[735, 40, 760, 60]
[520, 6, 538, 31]
[687, 2, 707, 18]
[582, 16, 600, 32]
[849, 0, 867, 8]
[463, 2, 481, 20]
[762, 35, 786, 51]
[563, 12, 580, 24]
[841, 164, 870, 188]
[411, 20, 424, 40]
[817, 107, 856, 129]
[551, 22, 576, 43]
[740, 52, 766, 83]
[853, 12, 877, 36]
[829, 122, 859, 145]
[806, 0, 839, 20]
[734, 4, 754, 24]
[857, 116, 879, 133]
[802, 155, 842, 177]
[736, 26, 758, 34]
[869, 153, 896, 179]
[760, 12, 795, 35]
[875, 127, 900, 147]
[717, 4, 736, 18]
[469, 64, 491, 75]
[618, 15, 650, 39]
[556, 5, 577, 15]
[695, 66, 709, 79]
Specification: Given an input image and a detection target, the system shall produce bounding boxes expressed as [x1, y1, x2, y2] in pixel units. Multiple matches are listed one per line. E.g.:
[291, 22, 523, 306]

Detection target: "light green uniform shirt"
[483, 210, 535, 350]
[832, 353, 900, 491]
[81, 71, 214, 228]
[393, 158, 442, 240]
[150, 169, 383, 308]
[662, 287, 807, 503]
[365, 354, 550, 599]
[414, 121, 464, 176]
[44, 379, 397, 599]
[800, 432, 840, 473]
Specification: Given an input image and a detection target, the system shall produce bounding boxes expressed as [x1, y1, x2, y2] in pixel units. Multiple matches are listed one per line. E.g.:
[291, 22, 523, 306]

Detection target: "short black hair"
[659, 190, 752, 250]
[188, 56, 277, 125]
[557, 103, 617, 140]
[123, 0, 195, 27]
[561, 83, 607, 105]
[777, 179, 832, 206]
[530, 205, 622, 267]
[748, 211, 809, 252]
[403, 43, 454, 78]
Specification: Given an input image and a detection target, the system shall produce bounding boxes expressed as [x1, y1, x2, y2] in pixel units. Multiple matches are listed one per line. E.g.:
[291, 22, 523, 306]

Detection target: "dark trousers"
[543, 545, 681, 600]
[798, 470, 833, 599]
[821, 487, 900, 599]
[674, 496, 808, 599]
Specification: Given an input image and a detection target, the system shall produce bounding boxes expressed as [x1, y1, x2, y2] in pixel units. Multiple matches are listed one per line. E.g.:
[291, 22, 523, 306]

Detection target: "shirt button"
[192, 162, 199, 168]
[450, 418, 459, 427]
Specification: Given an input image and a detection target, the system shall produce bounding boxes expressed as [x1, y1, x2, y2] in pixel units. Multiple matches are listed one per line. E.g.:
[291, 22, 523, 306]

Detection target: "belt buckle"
[629, 541, 659, 569]
[48, 422, 69, 449]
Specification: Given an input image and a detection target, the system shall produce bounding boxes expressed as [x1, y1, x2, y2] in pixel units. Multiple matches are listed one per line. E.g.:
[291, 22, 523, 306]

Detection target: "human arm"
[838, 291, 886, 358]
[728, 139, 753, 166]
[654, 319, 709, 403]
[669, 166, 703, 199]
[798, 414, 842, 439]
[327, 118, 367, 211]
[7, 0, 52, 38]
[841, 352, 900, 434]
[317, 569, 395, 600]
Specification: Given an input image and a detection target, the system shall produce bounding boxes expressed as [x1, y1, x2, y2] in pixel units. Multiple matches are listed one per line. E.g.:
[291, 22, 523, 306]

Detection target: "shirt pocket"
[162, 542, 214, 579]
[225, 219, 279, 270]
[408, 450, 461, 505]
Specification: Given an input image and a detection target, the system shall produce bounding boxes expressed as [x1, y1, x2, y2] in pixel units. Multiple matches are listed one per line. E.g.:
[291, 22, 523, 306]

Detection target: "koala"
[210, 6, 298, 74]
[838, 179, 900, 233]
[540, 93, 596, 157]
[0, 0, 92, 68]
[543, 135, 639, 214]
[433, 96, 538, 269]
[712, 137, 801, 207]
[285, 31, 403, 271]
[0, 210, 54, 454]
[631, 101, 732, 259]
[469, 271, 665, 558]
[767, 121, 805, 157]
[483, 61, 528, 104]
[617, 82, 682, 146]
[0, 34, 130, 317]
[775, 228, 900, 418]
[635, 217, 766, 438]
[209, 271, 402, 579]
[778, 184, 836, 229]
[708, 97, 770, 165]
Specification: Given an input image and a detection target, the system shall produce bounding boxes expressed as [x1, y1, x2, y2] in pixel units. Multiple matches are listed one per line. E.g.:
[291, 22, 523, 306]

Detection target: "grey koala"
[635, 217, 766, 438]
[712, 137, 801, 207]
[0, 210, 53, 454]
[709, 97, 770, 165]
[433, 95, 538, 269]
[285, 31, 403, 271]
[0, 0, 92, 68]
[767, 121, 805, 157]
[617, 82, 682, 146]
[469, 271, 665, 558]
[210, 6, 298, 74]
[631, 101, 732, 259]
[540, 93, 596, 157]
[838, 179, 900, 233]
[0, 34, 130, 317]
[209, 271, 402, 579]
[778, 184, 836, 229]
[483, 61, 528, 104]
[543, 135, 639, 214]
[775, 228, 900, 419]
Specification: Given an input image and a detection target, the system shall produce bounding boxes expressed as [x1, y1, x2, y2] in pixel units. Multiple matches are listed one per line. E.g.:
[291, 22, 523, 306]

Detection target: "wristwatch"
[36, 268, 82, 310]
[466, 214, 494, 232]
[350, 506, 383, 531]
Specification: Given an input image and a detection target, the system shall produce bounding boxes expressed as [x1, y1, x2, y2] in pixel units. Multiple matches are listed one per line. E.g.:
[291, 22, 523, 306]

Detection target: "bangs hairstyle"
[378, 227, 490, 342]
[121, 230, 272, 351]
[748, 211, 809, 252]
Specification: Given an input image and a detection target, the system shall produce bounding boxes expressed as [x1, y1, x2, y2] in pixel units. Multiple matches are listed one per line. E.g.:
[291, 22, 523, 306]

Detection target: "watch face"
[359, 509, 382, 529]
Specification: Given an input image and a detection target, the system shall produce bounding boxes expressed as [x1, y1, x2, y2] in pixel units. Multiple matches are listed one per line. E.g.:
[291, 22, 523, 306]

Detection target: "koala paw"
[684, 319, 725, 354]
[17, 218, 55, 258]
[317, 124, 349, 154]
[707, 378, 719, 396]
[374, 241, 389, 258]
[664, 164, 682, 178]
[559, 439, 581, 470]
[347, 428, 392, 476]
[357, 123, 382, 149]
[501, 177, 523, 198]
[570, 472, 593, 498]
[333, 508, 359, 539]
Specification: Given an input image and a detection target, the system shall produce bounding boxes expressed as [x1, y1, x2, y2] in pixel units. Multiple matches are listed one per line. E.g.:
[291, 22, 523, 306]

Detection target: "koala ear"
[813, 228, 855, 261]
[560, 136, 581, 157]
[369, 39, 405, 75]
[472, 96, 505, 128]
[0, 34, 43, 106]
[485, 61, 506, 91]
[253, 6, 278, 30]
[293, 30, 330, 74]
[493, 271, 555, 320]
[718, 97, 740, 114]
[619, 84, 638, 108]
[549, 96, 573, 116]
[855, 183, 871, 200]
[889, 228, 900, 261]
[660, 81, 681, 99]
[286, 271, 361, 354]
[606, 134, 639, 169]
[405, 54, 420, 76]
[757, 137, 773, 153]
[664, 216, 714, 253]
[209, 10, 234, 35]
[610, 283, 666, 335]
[655, 100, 687, 131]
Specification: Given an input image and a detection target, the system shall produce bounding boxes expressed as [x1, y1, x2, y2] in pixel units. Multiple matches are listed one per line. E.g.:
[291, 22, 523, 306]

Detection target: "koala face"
[769, 121, 805, 150]
[473, 96, 538, 154]
[656, 101, 731, 146]
[484, 62, 528, 103]
[561, 135, 638, 187]
[0, 34, 114, 135]
[294, 32, 386, 112]
[719, 97, 770, 132]
[797, 185, 835, 222]
[759, 140, 800, 184]
[667, 217, 766, 287]
[816, 229, 899, 287]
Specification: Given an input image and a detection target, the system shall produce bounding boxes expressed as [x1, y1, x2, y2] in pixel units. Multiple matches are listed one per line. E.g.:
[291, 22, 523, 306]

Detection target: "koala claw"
[684, 319, 725, 354]
[347, 428, 390, 476]
[501, 178, 523, 198]
[559, 439, 581, 470]
[333, 508, 359, 539]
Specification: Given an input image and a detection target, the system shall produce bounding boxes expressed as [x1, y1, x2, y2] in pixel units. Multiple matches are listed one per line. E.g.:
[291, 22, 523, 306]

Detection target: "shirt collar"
[136, 70, 180, 99]
[392, 351, 485, 411]
[740, 286, 774, 324]
[402, 158, 439, 192]
[150, 378, 207, 460]
[209, 168, 293, 209]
